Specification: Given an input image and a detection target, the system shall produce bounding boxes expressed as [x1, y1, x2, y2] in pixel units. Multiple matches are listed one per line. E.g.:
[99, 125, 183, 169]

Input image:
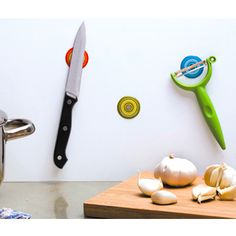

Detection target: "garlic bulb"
[137, 174, 163, 196]
[192, 184, 216, 203]
[151, 190, 177, 205]
[204, 163, 236, 189]
[218, 185, 236, 200]
[154, 154, 198, 187]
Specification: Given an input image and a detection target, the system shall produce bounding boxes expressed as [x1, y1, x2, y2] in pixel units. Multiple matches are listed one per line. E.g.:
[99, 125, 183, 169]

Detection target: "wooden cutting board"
[84, 172, 236, 218]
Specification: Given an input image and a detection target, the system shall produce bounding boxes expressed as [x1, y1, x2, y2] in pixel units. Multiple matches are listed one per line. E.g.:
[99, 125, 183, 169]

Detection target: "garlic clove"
[197, 193, 216, 203]
[219, 166, 236, 189]
[218, 185, 236, 200]
[204, 164, 220, 186]
[137, 175, 163, 196]
[192, 184, 216, 203]
[207, 166, 223, 187]
[192, 184, 204, 200]
[151, 190, 177, 205]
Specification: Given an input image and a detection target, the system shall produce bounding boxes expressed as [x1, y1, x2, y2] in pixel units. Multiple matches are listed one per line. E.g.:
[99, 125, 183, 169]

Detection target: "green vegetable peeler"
[171, 56, 226, 150]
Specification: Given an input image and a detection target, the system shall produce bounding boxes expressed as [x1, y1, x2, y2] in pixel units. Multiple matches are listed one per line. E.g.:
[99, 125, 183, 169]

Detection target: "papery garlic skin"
[137, 176, 163, 196]
[192, 184, 216, 203]
[154, 155, 198, 187]
[218, 185, 236, 200]
[151, 190, 177, 205]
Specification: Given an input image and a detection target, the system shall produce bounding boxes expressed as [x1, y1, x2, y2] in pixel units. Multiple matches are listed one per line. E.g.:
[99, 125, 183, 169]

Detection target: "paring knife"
[54, 22, 86, 169]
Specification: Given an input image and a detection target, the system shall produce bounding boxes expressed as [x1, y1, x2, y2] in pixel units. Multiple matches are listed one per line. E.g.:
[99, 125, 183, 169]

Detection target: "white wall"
[0, 19, 235, 181]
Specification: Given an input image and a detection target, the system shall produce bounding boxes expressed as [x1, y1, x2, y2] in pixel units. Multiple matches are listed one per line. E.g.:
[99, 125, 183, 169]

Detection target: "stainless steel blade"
[65, 22, 86, 98]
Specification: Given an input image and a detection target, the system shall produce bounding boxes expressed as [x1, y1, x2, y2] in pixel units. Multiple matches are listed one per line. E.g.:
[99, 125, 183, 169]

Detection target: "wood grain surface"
[84, 172, 236, 219]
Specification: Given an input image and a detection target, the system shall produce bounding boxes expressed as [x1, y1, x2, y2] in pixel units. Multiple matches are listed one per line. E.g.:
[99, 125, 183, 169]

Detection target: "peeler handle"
[195, 86, 226, 150]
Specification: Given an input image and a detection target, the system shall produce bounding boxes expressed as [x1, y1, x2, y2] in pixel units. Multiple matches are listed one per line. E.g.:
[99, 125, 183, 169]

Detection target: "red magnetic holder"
[65, 48, 89, 68]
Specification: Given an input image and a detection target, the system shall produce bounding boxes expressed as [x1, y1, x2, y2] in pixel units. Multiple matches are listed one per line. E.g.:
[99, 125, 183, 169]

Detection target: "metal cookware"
[0, 110, 35, 183]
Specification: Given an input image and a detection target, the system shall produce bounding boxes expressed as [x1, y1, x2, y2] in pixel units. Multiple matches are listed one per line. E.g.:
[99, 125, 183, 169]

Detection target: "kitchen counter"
[0, 181, 118, 219]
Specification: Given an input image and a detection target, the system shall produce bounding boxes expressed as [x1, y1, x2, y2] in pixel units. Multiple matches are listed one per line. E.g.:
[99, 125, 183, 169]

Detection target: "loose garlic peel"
[154, 154, 198, 187]
[218, 185, 236, 200]
[192, 184, 216, 203]
[137, 174, 163, 196]
[151, 190, 177, 205]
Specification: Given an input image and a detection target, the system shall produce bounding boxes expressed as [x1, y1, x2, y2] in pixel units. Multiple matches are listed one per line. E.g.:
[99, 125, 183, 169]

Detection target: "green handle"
[194, 86, 226, 149]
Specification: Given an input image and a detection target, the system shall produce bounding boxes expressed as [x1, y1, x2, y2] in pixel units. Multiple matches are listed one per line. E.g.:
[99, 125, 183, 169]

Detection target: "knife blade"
[54, 22, 86, 169]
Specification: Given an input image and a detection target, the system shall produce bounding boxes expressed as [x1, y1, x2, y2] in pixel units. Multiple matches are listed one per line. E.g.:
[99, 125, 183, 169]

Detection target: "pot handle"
[3, 119, 35, 141]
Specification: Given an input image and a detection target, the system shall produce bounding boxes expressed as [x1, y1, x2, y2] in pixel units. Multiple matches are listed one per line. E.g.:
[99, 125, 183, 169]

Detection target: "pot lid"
[0, 110, 8, 126]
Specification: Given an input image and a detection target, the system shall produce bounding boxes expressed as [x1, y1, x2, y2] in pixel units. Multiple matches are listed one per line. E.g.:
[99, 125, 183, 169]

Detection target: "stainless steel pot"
[0, 110, 35, 183]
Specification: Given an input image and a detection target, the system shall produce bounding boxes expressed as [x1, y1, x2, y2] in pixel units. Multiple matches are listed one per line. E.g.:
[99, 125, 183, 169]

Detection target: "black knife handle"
[54, 93, 77, 169]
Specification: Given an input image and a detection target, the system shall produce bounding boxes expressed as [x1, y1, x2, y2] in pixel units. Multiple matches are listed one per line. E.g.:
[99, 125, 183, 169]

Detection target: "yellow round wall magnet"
[117, 96, 140, 119]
